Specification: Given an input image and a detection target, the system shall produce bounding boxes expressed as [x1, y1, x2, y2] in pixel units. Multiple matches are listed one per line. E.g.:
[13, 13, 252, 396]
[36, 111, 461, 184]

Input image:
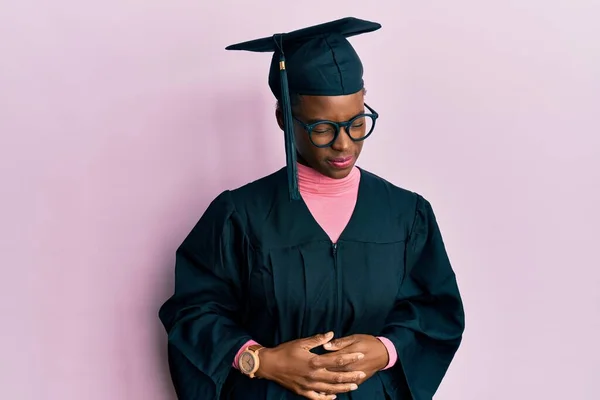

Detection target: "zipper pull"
[332, 243, 337, 255]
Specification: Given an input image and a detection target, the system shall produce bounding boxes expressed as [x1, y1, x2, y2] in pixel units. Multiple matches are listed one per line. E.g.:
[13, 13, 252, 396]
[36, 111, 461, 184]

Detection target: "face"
[277, 90, 366, 179]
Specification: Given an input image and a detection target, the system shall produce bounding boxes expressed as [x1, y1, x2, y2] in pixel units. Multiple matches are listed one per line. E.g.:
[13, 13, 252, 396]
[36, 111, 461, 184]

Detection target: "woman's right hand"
[255, 332, 365, 400]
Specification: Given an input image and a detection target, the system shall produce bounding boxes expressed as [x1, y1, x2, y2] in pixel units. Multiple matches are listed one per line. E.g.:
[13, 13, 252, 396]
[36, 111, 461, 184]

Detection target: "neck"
[296, 163, 360, 196]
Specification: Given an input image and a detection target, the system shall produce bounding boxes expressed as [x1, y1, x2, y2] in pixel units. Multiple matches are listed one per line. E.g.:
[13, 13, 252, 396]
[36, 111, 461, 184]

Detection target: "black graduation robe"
[158, 167, 465, 400]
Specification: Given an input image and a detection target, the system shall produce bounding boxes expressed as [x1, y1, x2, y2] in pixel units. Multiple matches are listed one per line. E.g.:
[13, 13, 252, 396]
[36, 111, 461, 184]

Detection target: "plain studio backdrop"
[1, 1, 599, 399]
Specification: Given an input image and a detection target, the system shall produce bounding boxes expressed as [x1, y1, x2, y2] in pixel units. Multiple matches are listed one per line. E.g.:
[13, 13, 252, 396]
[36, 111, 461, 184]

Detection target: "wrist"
[255, 347, 276, 380]
[374, 336, 390, 370]
[238, 344, 265, 378]
[234, 340, 259, 370]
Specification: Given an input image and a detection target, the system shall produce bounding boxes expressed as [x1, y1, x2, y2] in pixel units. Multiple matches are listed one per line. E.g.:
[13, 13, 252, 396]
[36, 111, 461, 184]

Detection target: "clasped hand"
[257, 332, 389, 400]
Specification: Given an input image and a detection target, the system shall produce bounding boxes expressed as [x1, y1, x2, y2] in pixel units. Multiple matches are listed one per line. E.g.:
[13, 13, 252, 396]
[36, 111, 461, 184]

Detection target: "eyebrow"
[302, 109, 366, 124]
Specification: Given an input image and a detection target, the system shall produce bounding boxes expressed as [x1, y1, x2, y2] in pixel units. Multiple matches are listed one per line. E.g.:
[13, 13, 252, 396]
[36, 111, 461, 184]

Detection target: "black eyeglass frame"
[292, 103, 379, 148]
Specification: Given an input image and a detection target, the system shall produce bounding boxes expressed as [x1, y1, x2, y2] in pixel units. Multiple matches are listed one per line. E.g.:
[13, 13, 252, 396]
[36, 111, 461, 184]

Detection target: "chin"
[322, 165, 355, 179]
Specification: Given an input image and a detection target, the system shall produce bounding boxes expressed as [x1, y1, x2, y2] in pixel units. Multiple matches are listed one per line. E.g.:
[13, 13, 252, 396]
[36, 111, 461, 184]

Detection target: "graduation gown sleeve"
[158, 190, 253, 400]
[380, 195, 465, 399]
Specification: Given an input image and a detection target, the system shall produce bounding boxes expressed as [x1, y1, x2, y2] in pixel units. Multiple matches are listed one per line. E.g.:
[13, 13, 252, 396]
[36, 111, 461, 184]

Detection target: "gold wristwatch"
[238, 344, 264, 378]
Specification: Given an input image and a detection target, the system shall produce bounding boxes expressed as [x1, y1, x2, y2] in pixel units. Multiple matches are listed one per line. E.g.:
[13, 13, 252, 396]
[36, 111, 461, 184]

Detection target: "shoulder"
[204, 168, 287, 227]
[205, 168, 285, 205]
[230, 168, 286, 198]
[358, 167, 440, 229]
[359, 168, 441, 239]
[227, 167, 286, 208]
[358, 167, 426, 210]
[198, 168, 285, 219]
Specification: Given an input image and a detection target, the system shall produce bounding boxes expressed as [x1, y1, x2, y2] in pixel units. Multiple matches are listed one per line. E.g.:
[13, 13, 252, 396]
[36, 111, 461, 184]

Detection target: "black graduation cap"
[226, 17, 382, 200]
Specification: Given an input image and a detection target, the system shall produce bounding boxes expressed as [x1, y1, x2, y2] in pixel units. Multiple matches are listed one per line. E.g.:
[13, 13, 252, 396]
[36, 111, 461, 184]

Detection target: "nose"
[330, 126, 352, 152]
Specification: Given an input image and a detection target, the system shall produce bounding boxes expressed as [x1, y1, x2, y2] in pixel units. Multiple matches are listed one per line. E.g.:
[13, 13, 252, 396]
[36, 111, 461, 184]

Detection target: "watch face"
[240, 352, 255, 373]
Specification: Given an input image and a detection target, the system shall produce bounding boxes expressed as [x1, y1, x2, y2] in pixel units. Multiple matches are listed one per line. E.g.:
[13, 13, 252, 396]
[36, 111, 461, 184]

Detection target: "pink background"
[1, 1, 599, 399]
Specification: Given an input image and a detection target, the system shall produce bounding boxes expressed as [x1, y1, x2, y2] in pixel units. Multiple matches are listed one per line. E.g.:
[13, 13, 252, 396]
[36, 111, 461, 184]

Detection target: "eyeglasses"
[293, 103, 379, 148]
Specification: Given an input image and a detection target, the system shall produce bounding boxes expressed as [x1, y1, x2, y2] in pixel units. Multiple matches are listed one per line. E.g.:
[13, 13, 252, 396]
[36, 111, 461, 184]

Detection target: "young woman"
[159, 17, 465, 400]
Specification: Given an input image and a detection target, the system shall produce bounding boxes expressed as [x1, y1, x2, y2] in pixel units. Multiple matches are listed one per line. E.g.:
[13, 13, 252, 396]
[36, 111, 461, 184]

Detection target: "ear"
[275, 108, 285, 131]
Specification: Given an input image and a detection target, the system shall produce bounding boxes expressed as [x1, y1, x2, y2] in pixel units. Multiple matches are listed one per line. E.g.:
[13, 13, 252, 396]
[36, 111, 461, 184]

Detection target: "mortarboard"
[226, 17, 382, 200]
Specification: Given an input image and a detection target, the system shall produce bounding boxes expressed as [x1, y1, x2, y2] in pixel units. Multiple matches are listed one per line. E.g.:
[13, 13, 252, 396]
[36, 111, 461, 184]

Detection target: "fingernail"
[358, 372, 366, 379]
[350, 384, 358, 390]
[324, 342, 332, 348]
[357, 353, 364, 359]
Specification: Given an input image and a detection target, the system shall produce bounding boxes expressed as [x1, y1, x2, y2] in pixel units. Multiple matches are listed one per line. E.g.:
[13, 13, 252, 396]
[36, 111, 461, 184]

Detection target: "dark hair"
[275, 87, 367, 111]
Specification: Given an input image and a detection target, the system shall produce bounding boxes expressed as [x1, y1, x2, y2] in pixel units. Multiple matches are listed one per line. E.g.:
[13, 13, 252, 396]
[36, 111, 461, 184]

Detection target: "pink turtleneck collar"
[296, 162, 360, 243]
[297, 162, 361, 197]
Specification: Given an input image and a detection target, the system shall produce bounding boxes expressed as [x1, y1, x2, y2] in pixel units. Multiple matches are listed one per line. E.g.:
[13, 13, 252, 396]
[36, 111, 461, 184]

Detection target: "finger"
[326, 364, 362, 373]
[309, 352, 364, 369]
[309, 369, 366, 384]
[302, 332, 335, 351]
[304, 391, 337, 400]
[323, 335, 355, 351]
[304, 382, 359, 397]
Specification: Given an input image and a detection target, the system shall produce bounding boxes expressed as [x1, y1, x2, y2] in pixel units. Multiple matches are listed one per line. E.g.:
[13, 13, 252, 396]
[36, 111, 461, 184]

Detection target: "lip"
[327, 156, 354, 169]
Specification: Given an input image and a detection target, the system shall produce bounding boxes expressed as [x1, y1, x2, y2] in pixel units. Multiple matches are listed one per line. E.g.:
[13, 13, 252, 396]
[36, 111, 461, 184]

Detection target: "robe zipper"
[332, 243, 341, 335]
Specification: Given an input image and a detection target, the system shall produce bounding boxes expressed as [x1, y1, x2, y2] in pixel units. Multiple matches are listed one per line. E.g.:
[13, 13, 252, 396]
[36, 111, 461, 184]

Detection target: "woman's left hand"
[310, 334, 389, 385]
